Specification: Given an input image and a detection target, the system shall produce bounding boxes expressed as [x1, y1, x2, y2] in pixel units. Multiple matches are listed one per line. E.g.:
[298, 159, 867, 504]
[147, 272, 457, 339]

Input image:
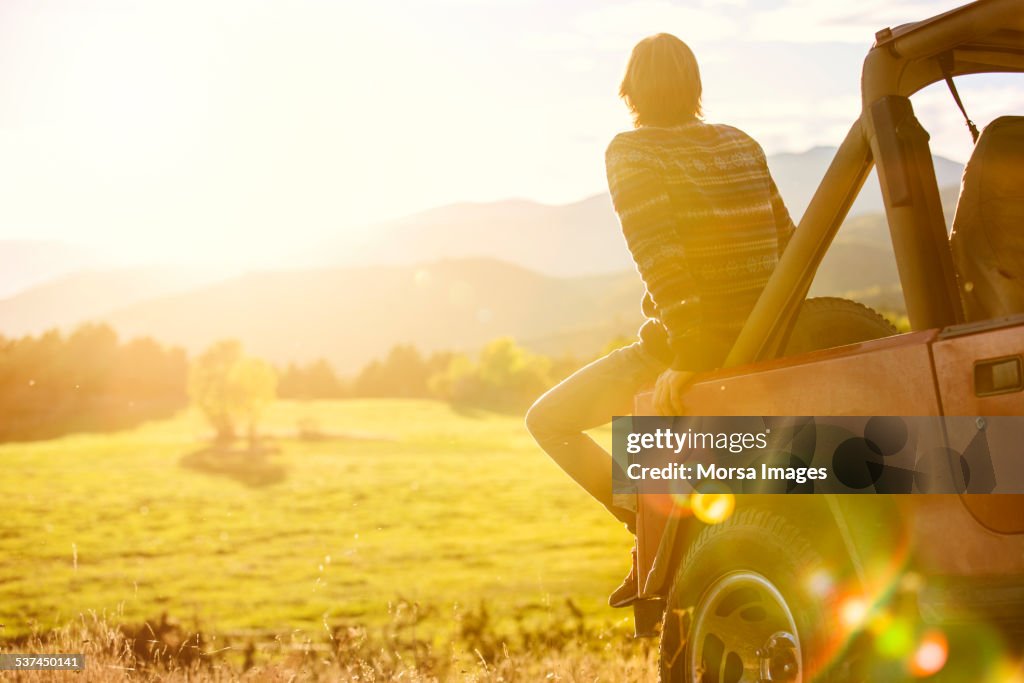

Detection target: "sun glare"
[910, 630, 949, 678]
[839, 596, 869, 631]
[690, 491, 735, 525]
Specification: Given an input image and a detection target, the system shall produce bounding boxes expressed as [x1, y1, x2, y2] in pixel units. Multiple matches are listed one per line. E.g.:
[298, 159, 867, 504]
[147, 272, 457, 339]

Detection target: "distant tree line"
[0, 323, 187, 442]
[0, 322, 623, 443]
[276, 346, 456, 400]
[276, 338, 613, 412]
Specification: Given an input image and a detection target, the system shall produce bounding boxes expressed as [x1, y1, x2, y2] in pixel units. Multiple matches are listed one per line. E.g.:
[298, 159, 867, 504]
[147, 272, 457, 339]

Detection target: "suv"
[629, 1, 1024, 680]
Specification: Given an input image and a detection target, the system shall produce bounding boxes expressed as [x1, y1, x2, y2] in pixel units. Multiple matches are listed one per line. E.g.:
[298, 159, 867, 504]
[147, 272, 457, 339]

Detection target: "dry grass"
[2, 604, 658, 682]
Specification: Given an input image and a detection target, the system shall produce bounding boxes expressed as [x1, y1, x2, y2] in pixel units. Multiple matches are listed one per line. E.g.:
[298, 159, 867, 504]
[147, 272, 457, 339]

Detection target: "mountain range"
[0, 267, 225, 338]
[293, 147, 964, 276]
[101, 259, 646, 372]
[0, 146, 966, 370]
[0, 241, 107, 299]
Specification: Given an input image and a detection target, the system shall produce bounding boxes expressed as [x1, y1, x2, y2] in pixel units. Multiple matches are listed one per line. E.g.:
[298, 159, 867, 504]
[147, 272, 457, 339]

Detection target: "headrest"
[950, 116, 1024, 320]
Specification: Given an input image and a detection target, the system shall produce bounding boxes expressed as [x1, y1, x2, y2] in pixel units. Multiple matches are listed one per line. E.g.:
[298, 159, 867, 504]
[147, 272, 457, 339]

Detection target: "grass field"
[0, 399, 647, 675]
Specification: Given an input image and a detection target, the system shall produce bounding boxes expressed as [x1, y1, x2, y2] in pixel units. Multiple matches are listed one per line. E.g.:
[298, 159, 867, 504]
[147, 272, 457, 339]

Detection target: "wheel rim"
[687, 571, 802, 683]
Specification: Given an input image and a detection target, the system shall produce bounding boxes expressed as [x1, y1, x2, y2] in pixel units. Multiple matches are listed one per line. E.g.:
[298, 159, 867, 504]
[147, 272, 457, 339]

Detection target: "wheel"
[658, 510, 832, 683]
[784, 297, 898, 356]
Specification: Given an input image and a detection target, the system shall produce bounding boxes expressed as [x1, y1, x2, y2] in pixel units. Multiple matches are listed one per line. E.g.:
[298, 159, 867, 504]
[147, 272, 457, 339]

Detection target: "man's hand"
[654, 369, 696, 415]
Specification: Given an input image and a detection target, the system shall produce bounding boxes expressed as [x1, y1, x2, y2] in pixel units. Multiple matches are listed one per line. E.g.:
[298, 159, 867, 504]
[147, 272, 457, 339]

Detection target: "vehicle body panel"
[933, 317, 1024, 532]
[634, 322, 1024, 595]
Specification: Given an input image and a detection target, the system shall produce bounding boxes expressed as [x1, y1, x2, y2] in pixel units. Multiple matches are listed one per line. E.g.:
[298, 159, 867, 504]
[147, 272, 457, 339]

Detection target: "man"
[526, 32, 794, 607]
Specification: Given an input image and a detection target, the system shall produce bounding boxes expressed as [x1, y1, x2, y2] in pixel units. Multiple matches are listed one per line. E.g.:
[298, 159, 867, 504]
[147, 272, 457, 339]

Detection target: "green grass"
[0, 400, 635, 643]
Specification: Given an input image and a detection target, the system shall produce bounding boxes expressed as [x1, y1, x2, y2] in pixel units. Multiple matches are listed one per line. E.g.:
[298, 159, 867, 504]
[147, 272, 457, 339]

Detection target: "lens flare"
[910, 630, 948, 677]
[668, 491, 691, 509]
[690, 492, 734, 524]
[839, 596, 869, 630]
[640, 492, 694, 519]
[991, 660, 1024, 683]
[807, 568, 834, 598]
[803, 509, 915, 680]
[873, 616, 915, 659]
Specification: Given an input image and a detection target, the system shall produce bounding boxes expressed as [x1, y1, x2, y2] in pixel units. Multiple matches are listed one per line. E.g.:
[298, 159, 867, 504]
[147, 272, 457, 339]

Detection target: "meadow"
[0, 399, 655, 679]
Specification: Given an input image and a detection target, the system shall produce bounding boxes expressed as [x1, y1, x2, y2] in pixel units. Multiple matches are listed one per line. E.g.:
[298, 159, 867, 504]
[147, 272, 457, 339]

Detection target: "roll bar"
[725, 0, 1024, 368]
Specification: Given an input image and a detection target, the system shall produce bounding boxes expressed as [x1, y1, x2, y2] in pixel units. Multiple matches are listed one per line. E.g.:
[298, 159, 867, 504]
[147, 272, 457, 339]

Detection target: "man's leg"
[524, 341, 665, 530]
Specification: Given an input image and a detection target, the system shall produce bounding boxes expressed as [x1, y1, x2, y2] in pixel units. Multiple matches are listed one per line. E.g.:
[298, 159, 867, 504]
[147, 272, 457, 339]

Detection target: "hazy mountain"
[300, 147, 964, 277]
[92, 244, 911, 371]
[0, 241, 106, 299]
[804, 183, 962, 311]
[4, 146, 965, 359]
[101, 259, 648, 371]
[0, 268, 225, 337]
[767, 146, 964, 221]
[305, 196, 635, 277]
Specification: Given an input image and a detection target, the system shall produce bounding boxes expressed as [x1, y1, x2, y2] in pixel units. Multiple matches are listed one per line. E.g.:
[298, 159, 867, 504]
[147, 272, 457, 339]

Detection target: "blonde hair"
[619, 33, 703, 128]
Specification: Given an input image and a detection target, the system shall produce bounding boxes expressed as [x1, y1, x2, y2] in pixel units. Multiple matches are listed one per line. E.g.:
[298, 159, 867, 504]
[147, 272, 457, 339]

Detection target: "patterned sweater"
[606, 121, 795, 371]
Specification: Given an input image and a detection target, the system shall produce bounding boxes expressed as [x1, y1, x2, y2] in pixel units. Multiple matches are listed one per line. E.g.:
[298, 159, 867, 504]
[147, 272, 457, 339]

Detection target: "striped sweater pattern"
[605, 121, 795, 371]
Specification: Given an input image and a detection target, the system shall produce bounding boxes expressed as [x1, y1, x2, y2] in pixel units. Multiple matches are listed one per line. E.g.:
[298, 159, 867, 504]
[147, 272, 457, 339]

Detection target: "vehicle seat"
[950, 116, 1024, 321]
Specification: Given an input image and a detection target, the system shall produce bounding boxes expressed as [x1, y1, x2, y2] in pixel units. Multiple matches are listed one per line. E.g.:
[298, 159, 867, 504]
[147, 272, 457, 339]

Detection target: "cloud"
[911, 77, 1024, 161]
[525, 0, 738, 55]
[712, 93, 864, 154]
[697, 0, 748, 7]
[747, 0, 964, 44]
[576, 1, 738, 46]
[524, 0, 966, 62]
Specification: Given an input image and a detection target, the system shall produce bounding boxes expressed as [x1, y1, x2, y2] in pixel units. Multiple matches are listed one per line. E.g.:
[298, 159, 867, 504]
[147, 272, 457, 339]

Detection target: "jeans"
[525, 341, 667, 532]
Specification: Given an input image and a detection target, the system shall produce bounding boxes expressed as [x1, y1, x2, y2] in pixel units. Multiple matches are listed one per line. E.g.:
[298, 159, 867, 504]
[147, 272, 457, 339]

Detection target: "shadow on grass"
[285, 418, 398, 443]
[448, 403, 494, 419]
[447, 399, 533, 420]
[285, 430, 397, 444]
[179, 444, 286, 488]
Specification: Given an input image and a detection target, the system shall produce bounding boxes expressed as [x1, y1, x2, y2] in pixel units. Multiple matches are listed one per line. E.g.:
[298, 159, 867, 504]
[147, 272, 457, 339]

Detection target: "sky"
[0, 0, 1021, 267]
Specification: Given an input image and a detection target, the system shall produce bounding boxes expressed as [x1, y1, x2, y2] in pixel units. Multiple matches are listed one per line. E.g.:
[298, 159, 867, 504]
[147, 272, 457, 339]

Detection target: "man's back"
[606, 121, 795, 371]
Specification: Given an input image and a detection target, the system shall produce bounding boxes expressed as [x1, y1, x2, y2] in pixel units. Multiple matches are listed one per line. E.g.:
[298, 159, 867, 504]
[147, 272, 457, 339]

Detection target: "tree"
[353, 345, 452, 398]
[278, 358, 346, 399]
[302, 358, 346, 398]
[189, 340, 277, 446]
[227, 356, 277, 448]
[431, 338, 551, 412]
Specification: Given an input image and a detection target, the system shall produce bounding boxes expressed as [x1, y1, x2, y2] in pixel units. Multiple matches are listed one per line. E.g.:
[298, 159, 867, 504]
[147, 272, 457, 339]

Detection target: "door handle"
[974, 355, 1023, 397]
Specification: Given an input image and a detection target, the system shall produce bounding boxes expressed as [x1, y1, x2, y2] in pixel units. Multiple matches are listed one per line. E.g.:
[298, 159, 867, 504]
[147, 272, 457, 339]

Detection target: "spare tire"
[783, 297, 899, 356]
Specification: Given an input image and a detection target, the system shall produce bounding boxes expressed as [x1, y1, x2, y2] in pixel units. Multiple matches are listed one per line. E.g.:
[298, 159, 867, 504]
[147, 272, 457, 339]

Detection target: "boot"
[608, 543, 639, 608]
